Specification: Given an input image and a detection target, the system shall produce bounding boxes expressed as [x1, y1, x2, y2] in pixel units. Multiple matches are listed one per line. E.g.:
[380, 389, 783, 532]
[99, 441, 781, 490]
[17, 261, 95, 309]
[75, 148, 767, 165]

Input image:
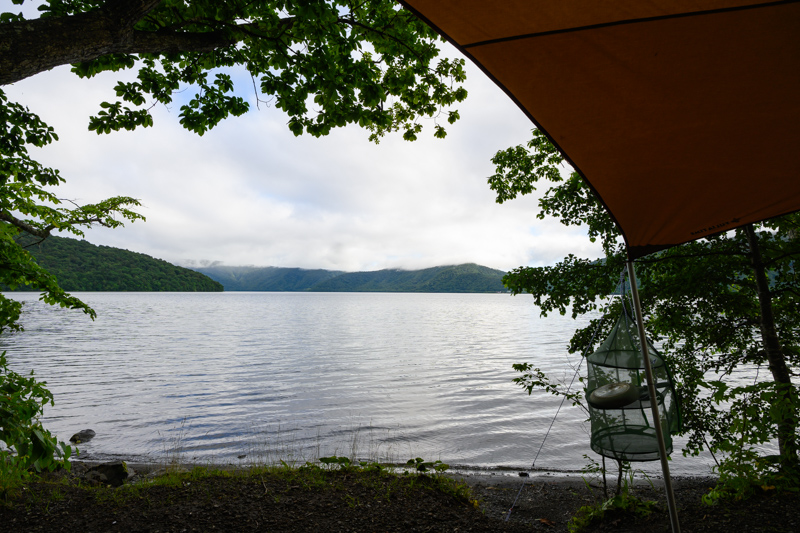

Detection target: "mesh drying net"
[586, 312, 681, 462]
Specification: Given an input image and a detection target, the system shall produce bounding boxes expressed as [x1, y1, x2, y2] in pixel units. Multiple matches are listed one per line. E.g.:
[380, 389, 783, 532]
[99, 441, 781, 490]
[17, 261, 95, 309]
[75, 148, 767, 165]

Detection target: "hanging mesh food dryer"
[586, 311, 681, 462]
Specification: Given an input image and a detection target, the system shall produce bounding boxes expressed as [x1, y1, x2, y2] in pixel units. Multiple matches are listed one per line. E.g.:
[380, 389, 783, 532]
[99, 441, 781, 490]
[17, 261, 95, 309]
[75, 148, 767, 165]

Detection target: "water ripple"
[0, 291, 714, 475]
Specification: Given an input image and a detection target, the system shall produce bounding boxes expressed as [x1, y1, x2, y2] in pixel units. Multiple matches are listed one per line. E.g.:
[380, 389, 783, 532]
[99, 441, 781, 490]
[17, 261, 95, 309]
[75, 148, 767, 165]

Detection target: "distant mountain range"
[7, 234, 509, 293]
[9, 235, 223, 292]
[193, 263, 508, 293]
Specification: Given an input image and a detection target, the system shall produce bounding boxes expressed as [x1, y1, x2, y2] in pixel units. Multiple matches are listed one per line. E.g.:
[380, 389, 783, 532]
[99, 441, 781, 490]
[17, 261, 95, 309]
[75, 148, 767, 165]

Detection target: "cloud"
[4, 44, 602, 272]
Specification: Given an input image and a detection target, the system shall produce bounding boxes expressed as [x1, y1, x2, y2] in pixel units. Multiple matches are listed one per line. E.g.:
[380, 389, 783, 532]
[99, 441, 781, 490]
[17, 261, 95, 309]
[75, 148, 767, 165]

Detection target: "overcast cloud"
[5, 43, 601, 272]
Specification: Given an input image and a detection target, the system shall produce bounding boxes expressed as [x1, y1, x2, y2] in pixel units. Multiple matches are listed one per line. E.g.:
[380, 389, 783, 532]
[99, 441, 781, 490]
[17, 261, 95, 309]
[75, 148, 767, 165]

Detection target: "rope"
[503, 358, 584, 521]
[619, 270, 631, 318]
[503, 298, 610, 522]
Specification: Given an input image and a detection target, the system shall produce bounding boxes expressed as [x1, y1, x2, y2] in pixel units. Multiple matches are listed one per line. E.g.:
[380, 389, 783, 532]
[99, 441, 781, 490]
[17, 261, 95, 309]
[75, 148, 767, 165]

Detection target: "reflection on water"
[0, 292, 715, 475]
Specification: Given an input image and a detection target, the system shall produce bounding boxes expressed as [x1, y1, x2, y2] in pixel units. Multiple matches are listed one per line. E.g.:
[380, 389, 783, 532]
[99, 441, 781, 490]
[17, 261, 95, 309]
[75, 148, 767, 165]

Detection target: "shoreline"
[8, 459, 796, 532]
[75, 458, 719, 491]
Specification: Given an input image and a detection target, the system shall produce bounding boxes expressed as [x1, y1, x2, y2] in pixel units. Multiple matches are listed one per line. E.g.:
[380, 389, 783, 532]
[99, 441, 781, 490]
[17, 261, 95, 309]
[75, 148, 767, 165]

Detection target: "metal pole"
[626, 259, 681, 533]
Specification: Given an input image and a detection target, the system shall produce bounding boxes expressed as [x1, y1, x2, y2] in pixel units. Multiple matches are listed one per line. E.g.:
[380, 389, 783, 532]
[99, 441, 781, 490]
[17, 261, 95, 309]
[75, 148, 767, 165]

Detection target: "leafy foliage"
[568, 491, 658, 533]
[406, 457, 449, 473]
[492, 129, 800, 488]
[701, 452, 800, 504]
[0, 352, 73, 488]
[0, 88, 144, 334]
[16, 0, 468, 142]
[511, 361, 587, 413]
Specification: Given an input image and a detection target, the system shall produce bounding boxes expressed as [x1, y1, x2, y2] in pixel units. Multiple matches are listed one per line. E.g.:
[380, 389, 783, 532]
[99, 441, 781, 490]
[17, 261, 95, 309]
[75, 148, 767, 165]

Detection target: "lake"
[0, 291, 716, 476]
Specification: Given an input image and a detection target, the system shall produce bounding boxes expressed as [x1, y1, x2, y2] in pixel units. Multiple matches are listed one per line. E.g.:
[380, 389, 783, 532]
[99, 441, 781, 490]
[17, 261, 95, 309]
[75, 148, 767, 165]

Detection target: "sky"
[5, 36, 601, 273]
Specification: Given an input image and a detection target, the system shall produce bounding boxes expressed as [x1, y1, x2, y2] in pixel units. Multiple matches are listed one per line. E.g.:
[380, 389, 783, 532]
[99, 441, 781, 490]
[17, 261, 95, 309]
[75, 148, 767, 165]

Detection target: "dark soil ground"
[1, 463, 798, 532]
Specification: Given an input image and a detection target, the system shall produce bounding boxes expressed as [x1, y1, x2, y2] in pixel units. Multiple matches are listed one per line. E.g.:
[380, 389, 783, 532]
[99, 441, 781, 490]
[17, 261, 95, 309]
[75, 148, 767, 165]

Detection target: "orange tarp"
[400, 1, 800, 258]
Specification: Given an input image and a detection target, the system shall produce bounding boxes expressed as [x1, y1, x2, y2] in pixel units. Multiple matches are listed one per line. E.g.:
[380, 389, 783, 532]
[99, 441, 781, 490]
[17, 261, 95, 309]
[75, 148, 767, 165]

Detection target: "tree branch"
[337, 15, 422, 60]
[0, 212, 55, 238]
[0, 1, 253, 86]
[127, 28, 239, 56]
[769, 287, 800, 299]
[101, 0, 164, 31]
[0, 210, 119, 240]
[635, 249, 748, 265]
[763, 249, 800, 268]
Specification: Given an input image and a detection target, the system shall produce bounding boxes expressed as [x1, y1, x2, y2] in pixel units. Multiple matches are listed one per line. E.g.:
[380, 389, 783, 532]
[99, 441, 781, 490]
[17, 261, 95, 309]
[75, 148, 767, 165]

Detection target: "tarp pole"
[626, 259, 681, 533]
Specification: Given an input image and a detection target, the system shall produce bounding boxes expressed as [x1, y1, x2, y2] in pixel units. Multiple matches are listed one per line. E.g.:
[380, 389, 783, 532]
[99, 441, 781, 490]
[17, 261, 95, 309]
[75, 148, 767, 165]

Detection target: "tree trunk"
[0, 1, 236, 86]
[744, 223, 799, 471]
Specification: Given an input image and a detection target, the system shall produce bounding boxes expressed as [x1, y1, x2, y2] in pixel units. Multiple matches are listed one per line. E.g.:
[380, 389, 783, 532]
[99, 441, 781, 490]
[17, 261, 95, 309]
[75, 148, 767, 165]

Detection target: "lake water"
[0, 292, 716, 476]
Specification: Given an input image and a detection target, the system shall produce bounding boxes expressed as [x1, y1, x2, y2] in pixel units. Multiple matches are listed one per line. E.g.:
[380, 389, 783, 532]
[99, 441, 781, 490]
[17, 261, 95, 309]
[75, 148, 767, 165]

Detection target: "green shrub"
[0, 351, 72, 491]
[703, 451, 800, 505]
[568, 491, 658, 533]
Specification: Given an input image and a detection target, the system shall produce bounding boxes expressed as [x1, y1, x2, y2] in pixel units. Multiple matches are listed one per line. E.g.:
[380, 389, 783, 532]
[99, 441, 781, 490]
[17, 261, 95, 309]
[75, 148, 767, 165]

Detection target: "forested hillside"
[195, 263, 507, 293]
[6, 235, 506, 293]
[8, 235, 223, 292]
[196, 266, 343, 291]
